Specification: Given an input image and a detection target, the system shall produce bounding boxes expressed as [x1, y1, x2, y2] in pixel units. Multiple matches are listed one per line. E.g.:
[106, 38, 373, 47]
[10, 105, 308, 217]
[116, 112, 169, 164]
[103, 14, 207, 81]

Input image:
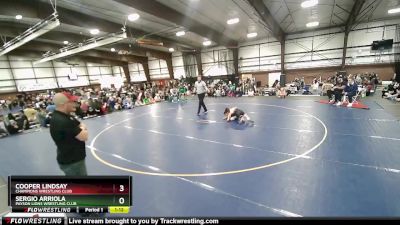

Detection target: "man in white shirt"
[194, 76, 208, 116]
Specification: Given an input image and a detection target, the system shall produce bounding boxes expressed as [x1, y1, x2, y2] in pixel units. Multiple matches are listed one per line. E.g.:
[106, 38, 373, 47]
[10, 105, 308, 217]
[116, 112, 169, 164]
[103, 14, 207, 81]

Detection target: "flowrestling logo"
[3, 217, 64, 224]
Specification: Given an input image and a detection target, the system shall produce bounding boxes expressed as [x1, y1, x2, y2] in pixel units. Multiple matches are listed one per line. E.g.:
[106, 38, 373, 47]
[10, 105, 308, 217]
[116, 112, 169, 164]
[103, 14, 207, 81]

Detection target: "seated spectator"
[74, 102, 85, 119]
[46, 102, 56, 113]
[355, 74, 362, 85]
[208, 88, 215, 97]
[215, 89, 221, 97]
[384, 88, 400, 101]
[312, 78, 319, 94]
[330, 78, 346, 105]
[105, 98, 113, 111]
[6, 120, 20, 134]
[248, 88, 255, 97]
[343, 78, 358, 107]
[169, 87, 178, 102]
[37, 108, 51, 127]
[4, 113, 20, 134]
[322, 81, 334, 97]
[93, 99, 101, 114]
[123, 98, 133, 109]
[114, 102, 122, 110]
[179, 85, 187, 100]
[135, 91, 145, 106]
[149, 97, 156, 104]
[221, 89, 226, 97]
[382, 80, 398, 98]
[365, 82, 374, 96]
[157, 90, 164, 100]
[396, 92, 400, 102]
[0, 115, 9, 138]
[80, 100, 89, 117]
[235, 87, 243, 97]
[24, 105, 37, 122]
[154, 93, 162, 102]
[16, 110, 30, 130]
[100, 101, 108, 115]
[87, 106, 96, 116]
[277, 87, 287, 99]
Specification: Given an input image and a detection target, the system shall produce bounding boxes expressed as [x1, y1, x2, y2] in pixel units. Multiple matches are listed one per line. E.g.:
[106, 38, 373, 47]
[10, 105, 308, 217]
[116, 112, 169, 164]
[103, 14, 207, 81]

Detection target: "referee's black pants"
[197, 93, 207, 114]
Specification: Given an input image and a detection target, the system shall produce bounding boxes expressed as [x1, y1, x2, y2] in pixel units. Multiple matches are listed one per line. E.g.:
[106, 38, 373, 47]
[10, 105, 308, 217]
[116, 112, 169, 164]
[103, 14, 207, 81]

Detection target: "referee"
[194, 75, 208, 116]
[50, 92, 88, 176]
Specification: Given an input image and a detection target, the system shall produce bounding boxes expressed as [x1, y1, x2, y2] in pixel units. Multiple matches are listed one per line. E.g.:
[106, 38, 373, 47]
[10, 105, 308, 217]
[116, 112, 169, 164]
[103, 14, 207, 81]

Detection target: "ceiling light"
[0, 14, 60, 56]
[227, 18, 239, 25]
[15, 15, 23, 20]
[388, 8, 400, 14]
[63, 41, 69, 45]
[306, 21, 319, 27]
[176, 31, 185, 36]
[128, 13, 140, 21]
[111, 48, 116, 52]
[301, 0, 318, 8]
[247, 32, 258, 38]
[34, 31, 127, 64]
[203, 40, 211, 46]
[90, 29, 100, 35]
[168, 48, 175, 52]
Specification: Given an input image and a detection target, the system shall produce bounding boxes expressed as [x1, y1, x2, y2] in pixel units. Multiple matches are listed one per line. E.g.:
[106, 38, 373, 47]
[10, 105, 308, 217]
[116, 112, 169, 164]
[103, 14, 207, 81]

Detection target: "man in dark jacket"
[344, 79, 359, 107]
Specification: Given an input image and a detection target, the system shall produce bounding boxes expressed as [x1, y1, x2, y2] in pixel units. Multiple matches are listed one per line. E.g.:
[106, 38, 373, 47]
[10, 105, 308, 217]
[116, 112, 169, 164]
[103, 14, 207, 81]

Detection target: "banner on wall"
[17, 82, 58, 92]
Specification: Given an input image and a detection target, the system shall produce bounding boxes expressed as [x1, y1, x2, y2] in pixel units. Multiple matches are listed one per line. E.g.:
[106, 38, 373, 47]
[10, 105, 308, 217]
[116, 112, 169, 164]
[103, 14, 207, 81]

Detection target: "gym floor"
[0, 96, 399, 217]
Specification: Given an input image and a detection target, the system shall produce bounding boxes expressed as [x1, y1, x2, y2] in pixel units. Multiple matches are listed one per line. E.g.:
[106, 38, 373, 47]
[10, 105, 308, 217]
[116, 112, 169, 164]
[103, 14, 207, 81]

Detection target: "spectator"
[277, 87, 287, 99]
[0, 115, 8, 138]
[80, 100, 89, 117]
[330, 78, 346, 105]
[46, 102, 56, 113]
[322, 80, 334, 97]
[15, 110, 29, 130]
[24, 105, 37, 123]
[344, 78, 358, 107]
[37, 108, 51, 127]
[4, 113, 20, 134]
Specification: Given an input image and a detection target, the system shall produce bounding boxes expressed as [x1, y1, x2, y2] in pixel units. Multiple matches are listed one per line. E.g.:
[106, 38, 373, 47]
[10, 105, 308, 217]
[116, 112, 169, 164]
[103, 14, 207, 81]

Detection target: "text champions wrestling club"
[13, 183, 71, 194]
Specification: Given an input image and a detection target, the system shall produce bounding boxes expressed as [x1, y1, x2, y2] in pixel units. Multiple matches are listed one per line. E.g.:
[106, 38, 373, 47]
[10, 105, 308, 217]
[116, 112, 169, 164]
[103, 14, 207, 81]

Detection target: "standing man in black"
[194, 75, 208, 116]
[50, 92, 88, 176]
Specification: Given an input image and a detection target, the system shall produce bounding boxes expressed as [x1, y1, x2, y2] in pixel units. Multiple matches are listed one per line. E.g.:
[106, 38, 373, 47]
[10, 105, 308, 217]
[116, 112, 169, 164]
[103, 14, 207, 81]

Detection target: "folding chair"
[352, 90, 362, 104]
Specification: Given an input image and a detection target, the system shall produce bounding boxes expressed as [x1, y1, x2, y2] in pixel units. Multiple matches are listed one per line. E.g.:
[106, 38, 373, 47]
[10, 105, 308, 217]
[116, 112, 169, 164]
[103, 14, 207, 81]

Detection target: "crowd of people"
[0, 82, 175, 138]
[382, 79, 400, 101]
[0, 72, 394, 138]
[318, 72, 381, 106]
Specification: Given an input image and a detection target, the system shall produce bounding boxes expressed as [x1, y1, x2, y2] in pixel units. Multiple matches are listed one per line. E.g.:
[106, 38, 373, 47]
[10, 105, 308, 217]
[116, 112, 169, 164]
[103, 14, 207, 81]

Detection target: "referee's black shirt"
[50, 110, 86, 164]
